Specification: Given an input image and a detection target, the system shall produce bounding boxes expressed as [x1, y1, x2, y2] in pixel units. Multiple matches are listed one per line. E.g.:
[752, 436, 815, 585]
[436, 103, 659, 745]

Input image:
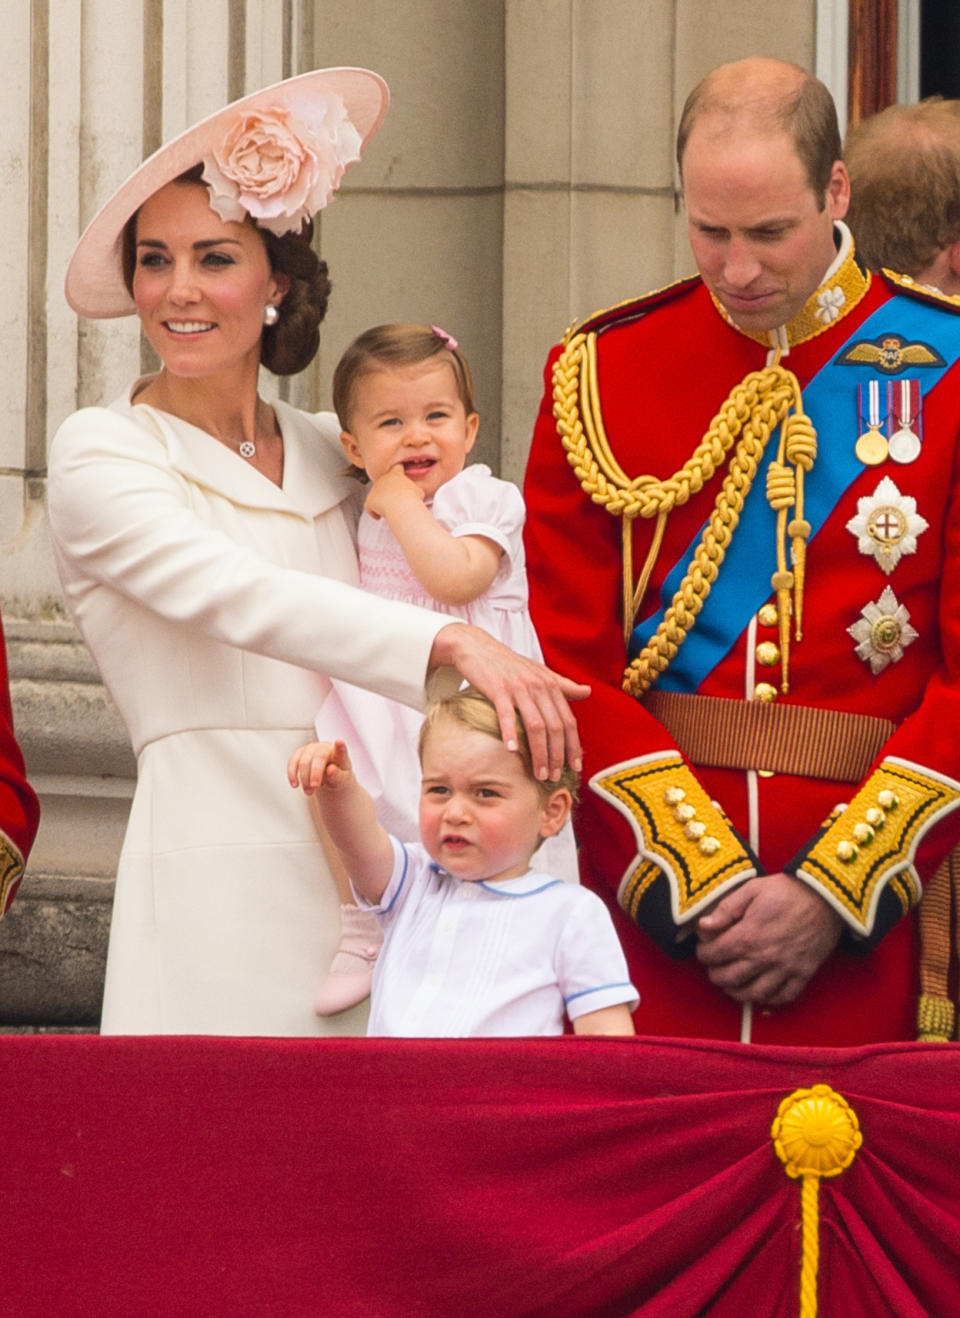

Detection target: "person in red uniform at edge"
[0, 611, 39, 919]
[524, 56, 960, 1046]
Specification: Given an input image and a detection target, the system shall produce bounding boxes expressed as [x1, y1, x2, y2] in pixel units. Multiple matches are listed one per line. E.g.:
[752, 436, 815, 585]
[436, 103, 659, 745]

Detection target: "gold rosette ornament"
[772, 1085, 862, 1318]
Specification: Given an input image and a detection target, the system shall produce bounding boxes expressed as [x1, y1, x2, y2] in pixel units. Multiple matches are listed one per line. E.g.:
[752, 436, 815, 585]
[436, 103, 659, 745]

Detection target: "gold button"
[754, 682, 778, 703]
[757, 603, 778, 628]
[756, 640, 780, 667]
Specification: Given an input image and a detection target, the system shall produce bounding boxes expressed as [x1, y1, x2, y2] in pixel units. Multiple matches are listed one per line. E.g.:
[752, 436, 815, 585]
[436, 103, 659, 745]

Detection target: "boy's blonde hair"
[333, 322, 475, 430]
[418, 686, 580, 804]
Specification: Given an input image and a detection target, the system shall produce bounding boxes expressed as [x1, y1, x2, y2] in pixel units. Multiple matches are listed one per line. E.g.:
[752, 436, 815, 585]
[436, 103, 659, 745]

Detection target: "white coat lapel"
[275, 402, 361, 520]
[127, 400, 355, 519]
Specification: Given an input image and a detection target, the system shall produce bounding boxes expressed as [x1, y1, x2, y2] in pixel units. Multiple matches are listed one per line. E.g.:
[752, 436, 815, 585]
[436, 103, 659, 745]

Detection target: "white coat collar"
[112, 384, 356, 520]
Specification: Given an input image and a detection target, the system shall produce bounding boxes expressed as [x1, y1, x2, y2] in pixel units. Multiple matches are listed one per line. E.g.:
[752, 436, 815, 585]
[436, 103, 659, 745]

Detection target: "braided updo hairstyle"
[120, 164, 332, 376]
[258, 221, 331, 375]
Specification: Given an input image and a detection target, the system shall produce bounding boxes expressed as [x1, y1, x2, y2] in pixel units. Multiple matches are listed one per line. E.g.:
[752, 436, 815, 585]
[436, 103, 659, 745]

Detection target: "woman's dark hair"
[120, 164, 331, 376]
[258, 222, 331, 375]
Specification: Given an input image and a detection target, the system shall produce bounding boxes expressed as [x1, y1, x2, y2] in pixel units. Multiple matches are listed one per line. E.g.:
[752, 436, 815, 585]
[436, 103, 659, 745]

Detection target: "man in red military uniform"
[0, 611, 39, 916]
[525, 57, 960, 1045]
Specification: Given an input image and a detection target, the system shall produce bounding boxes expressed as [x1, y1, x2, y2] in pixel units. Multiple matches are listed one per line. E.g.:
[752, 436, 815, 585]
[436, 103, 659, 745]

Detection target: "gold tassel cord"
[916, 848, 960, 1040]
[772, 1086, 862, 1318]
[551, 329, 815, 696]
[765, 403, 816, 691]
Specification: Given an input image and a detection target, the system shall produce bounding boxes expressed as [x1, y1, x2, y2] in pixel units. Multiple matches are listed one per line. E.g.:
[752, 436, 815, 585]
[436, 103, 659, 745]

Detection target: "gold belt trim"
[643, 691, 895, 783]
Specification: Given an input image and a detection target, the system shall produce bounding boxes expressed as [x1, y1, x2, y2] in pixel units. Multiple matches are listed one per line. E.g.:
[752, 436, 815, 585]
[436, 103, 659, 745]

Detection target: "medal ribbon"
[867, 379, 881, 429]
[896, 379, 915, 430]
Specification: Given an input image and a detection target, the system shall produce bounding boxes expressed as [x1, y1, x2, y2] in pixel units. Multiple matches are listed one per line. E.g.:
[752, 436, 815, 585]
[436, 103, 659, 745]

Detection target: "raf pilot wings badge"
[837, 333, 945, 374]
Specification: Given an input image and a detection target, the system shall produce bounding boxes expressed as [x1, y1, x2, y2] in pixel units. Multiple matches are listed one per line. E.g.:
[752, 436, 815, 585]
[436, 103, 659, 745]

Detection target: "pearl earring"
[263, 304, 280, 327]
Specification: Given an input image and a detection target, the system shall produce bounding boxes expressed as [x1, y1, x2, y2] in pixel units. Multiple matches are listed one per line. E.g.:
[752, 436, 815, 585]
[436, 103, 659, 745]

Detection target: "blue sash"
[628, 292, 960, 692]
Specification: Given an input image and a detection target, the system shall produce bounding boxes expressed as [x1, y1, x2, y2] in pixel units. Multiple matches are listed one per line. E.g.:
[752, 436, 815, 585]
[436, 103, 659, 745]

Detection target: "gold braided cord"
[799, 1175, 820, 1318]
[556, 328, 743, 646]
[766, 407, 817, 688]
[552, 328, 815, 692]
[628, 371, 809, 697]
[554, 330, 733, 520]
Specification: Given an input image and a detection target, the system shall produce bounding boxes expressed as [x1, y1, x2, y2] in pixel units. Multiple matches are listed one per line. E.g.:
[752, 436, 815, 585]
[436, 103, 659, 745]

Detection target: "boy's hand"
[287, 739, 353, 795]
[364, 464, 426, 520]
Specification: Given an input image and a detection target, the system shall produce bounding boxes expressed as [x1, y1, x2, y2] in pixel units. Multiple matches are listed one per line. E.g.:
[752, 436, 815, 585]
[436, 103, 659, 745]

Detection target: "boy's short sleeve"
[556, 888, 640, 1020]
[352, 835, 413, 916]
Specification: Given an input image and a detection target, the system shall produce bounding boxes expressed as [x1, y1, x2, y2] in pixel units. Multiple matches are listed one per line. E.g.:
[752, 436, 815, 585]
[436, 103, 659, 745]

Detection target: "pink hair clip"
[429, 324, 458, 351]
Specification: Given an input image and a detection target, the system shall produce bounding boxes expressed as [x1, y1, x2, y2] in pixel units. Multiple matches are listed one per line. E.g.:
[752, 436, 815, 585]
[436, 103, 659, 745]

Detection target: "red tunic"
[0, 613, 39, 915]
[525, 253, 960, 1044]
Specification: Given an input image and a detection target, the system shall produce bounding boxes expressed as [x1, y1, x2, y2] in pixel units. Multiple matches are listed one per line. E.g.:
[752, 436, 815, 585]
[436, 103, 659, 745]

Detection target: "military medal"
[855, 380, 888, 465]
[848, 585, 918, 674]
[845, 475, 929, 575]
[888, 378, 922, 464]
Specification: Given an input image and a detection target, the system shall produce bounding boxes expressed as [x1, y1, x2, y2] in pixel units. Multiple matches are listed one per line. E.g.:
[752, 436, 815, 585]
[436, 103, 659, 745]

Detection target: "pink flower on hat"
[201, 96, 362, 235]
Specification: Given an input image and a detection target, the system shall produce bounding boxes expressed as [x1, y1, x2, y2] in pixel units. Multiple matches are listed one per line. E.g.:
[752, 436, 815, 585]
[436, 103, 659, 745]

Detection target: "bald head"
[677, 58, 842, 204]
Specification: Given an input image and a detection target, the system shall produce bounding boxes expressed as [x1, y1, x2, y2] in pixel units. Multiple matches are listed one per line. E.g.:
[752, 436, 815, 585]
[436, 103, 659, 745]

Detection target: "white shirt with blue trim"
[358, 837, 639, 1037]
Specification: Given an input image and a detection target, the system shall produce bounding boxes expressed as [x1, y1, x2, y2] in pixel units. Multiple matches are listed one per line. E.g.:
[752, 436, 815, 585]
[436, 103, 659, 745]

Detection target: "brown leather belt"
[643, 690, 895, 783]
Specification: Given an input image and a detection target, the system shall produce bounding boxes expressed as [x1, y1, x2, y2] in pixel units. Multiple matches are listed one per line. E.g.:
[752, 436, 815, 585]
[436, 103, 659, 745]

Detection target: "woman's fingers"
[429, 624, 589, 779]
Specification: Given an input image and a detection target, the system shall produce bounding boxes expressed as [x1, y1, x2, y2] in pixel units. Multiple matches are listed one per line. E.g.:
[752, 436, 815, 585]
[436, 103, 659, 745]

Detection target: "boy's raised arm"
[287, 739, 395, 904]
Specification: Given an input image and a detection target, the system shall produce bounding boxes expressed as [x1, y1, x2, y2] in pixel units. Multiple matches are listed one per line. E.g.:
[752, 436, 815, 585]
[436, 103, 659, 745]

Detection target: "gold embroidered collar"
[710, 224, 871, 350]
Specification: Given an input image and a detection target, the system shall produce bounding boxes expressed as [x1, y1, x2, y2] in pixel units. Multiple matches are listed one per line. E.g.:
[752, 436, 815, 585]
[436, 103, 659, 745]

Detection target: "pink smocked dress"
[317, 464, 580, 882]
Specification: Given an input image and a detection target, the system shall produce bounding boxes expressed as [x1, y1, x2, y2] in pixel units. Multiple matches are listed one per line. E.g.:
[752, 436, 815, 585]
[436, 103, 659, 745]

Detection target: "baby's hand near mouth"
[365, 463, 427, 519]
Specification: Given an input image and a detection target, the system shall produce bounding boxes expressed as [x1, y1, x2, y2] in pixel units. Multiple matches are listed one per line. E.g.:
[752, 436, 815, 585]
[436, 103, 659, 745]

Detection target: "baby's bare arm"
[365, 467, 502, 605]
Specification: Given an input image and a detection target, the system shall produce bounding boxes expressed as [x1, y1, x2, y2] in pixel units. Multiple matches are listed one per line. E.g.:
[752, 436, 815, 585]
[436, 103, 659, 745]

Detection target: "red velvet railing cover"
[3, 1036, 959, 1317]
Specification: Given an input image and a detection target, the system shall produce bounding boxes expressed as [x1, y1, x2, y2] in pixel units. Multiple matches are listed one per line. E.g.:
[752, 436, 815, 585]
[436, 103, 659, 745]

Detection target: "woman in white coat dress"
[47, 70, 585, 1036]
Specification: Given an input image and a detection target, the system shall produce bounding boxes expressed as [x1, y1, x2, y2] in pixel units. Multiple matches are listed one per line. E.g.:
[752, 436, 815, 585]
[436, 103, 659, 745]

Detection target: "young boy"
[289, 687, 638, 1037]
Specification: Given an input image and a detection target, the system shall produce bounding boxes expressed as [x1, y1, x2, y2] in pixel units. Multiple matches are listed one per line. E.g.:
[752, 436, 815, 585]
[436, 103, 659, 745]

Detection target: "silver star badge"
[845, 475, 928, 575]
[848, 585, 919, 674]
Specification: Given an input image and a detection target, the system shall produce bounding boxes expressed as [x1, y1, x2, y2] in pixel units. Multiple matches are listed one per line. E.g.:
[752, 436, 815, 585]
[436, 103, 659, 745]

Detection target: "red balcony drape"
[3, 1035, 959, 1317]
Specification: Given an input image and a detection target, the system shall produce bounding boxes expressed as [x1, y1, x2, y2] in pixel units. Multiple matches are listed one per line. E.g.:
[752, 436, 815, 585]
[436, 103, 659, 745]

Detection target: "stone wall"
[2, 0, 819, 1028]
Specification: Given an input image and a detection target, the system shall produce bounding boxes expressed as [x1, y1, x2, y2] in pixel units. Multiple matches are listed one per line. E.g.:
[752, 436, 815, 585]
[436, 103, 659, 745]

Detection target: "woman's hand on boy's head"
[286, 739, 353, 795]
[428, 624, 590, 780]
[364, 464, 425, 520]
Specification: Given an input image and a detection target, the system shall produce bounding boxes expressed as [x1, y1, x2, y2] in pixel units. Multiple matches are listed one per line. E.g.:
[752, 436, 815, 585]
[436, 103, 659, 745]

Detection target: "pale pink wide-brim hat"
[65, 67, 389, 319]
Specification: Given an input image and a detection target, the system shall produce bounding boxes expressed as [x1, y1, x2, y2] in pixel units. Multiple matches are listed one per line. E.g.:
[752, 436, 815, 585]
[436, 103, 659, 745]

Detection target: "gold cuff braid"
[795, 759, 960, 937]
[591, 753, 756, 926]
